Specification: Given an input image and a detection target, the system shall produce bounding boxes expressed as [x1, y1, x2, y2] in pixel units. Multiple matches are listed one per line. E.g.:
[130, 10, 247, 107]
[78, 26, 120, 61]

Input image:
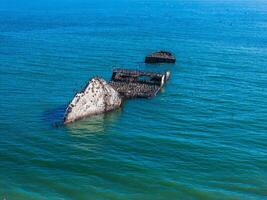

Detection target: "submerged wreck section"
[145, 51, 176, 64]
[109, 68, 166, 98]
[64, 77, 122, 124]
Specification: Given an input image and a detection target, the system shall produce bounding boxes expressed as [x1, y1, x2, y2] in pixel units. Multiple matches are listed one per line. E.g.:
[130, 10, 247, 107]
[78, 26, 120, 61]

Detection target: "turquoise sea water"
[1, 0, 267, 199]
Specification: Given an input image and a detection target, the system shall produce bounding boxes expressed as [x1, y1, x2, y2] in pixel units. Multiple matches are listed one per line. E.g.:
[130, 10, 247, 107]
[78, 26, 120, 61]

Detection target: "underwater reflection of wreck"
[67, 108, 122, 136]
[110, 68, 169, 99]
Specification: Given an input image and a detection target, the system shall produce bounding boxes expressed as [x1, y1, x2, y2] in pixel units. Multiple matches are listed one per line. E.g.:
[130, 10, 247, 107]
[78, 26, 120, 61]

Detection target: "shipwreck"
[63, 68, 170, 124]
[145, 51, 176, 64]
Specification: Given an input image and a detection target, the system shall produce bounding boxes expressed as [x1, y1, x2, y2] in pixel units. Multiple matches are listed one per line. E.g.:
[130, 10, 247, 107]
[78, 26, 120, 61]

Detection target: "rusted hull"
[110, 68, 166, 99]
[110, 81, 161, 99]
[145, 56, 176, 64]
[145, 51, 176, 64]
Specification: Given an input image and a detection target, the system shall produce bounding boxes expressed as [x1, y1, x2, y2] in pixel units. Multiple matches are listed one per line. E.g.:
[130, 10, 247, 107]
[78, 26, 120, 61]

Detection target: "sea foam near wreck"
[64, 77, 122, 124]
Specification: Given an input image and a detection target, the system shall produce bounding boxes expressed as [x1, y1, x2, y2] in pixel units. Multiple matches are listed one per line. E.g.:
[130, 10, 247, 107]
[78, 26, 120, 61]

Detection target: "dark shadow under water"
[42, 105, 66, 127]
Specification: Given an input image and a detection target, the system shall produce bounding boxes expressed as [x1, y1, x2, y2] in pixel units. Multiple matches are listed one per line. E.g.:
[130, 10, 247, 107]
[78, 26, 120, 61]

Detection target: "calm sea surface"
[0, 0, 267, 199]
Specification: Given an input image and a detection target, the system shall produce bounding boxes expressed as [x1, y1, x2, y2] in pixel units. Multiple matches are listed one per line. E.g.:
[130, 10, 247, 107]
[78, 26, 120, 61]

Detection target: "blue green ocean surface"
[0, 0, 267, 199]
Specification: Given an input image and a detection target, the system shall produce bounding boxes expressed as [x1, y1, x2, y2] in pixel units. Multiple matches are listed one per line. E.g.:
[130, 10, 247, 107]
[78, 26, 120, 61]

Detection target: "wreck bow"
[64, 77, 122, 124]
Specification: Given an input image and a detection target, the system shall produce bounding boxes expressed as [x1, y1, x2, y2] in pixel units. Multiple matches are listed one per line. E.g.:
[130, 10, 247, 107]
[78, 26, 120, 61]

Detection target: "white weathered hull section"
[64, 78, 122, 124]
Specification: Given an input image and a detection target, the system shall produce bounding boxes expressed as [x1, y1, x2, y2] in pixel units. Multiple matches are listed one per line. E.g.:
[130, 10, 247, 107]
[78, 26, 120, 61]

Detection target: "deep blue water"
[1, 0, 267, 199]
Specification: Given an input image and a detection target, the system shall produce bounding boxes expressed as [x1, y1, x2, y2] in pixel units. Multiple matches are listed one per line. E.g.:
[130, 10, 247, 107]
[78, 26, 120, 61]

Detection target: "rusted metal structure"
[109, 68, 167, 99]
[145, 51, 176, 64]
